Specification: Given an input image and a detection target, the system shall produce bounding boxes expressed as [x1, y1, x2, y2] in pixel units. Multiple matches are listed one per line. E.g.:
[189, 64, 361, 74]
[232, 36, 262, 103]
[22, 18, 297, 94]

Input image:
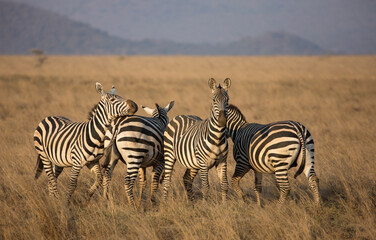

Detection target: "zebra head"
[142, 101, 175, 126]
[95, 82, 138, 122]
[208, 78, 231, 127]
[142, 101, 175, 117]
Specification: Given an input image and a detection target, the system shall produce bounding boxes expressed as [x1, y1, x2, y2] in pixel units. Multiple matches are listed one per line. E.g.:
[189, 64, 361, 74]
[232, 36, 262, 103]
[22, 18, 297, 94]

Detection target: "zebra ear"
[208, 78, 217, 91]
[164, 100, 175, 112]
[223, 78, 231, 90]
[96, 82, 106, 96]
[142, 105, 154, 116]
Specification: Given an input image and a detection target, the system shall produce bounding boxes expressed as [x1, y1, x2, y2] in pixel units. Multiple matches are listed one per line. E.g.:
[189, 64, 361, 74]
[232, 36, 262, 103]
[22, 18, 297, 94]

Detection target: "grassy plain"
[0, 55, 375, 239]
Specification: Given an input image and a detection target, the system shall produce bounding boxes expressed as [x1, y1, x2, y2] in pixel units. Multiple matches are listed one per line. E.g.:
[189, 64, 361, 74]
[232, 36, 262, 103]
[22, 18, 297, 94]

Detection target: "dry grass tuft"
[0, 55, 375, 239]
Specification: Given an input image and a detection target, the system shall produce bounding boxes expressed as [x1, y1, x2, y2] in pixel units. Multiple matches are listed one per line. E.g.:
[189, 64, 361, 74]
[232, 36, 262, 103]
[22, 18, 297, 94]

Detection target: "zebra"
[101, 101, 175, 206]
[162, 78, 231, 202]
[226, 104, 320, 206]
[33, 83, 138, 203]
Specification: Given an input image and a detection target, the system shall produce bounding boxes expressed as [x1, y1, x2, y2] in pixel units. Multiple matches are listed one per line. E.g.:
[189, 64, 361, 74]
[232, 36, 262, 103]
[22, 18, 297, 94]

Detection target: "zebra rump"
[227, 104, 320, 205]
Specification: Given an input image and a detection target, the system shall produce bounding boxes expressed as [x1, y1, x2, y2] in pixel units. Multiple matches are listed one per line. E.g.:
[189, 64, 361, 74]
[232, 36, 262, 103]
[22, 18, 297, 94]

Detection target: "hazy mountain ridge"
[8, 0, 376, 54]
[221, 32, 326, 55]
[0, 1, 132, 54]
[1, 1, 327, 55]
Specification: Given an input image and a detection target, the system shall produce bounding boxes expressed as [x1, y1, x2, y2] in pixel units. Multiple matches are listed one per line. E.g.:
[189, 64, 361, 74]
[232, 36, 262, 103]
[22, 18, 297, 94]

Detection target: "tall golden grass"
[0, 55, 375, 239]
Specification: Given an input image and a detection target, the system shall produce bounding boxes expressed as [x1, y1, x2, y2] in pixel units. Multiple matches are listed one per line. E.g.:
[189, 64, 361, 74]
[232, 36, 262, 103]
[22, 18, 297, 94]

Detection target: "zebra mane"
[88, 103, 98, 120]
[228, 104, 247, 122]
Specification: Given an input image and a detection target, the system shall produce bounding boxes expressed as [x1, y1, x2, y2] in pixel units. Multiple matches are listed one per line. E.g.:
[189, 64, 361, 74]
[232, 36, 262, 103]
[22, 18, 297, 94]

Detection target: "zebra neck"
[208, 110, 226, 143]
[209, 108, 224, 126]
[89, 102, 110, 141]
[228, 127, 239, 143]
[227, 120, 247, 142]
[150, 115, 168, 131]
[158, 115, 169, 129]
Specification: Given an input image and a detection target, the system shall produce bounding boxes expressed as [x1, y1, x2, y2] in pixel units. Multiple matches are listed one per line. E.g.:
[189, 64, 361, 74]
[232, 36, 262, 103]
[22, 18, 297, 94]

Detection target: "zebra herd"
[33, 80, 320, 207]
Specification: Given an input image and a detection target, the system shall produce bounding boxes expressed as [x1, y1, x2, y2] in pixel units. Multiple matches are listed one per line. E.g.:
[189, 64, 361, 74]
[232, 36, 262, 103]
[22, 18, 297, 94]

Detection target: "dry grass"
[0, 55, 375, 239]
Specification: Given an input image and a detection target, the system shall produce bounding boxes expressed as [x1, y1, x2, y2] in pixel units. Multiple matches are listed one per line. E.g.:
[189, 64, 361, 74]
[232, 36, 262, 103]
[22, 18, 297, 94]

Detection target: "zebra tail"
[101, 144, 113, 170]
[159, 169, 165, 184]
[293, 123, 306, 179]
[101, 125, 118, 170]
[34, 155, 43, 180]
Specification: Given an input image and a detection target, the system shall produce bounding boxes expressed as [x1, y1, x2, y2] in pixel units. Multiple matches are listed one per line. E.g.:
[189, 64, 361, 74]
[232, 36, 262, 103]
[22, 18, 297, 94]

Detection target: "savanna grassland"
[0, 55, 375, 239]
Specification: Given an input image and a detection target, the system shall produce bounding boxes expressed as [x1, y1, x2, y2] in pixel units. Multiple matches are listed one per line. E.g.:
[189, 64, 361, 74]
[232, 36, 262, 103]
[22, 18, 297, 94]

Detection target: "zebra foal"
[163, 78, 231, 202]
[33, 83, 138, 203]
[226, 105, 320, 206]
[101, 101, 174, 206]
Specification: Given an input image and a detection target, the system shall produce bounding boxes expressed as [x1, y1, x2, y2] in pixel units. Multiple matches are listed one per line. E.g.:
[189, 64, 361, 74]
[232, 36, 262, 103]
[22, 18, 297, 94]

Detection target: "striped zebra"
[226, 104, 320, 205]
[163, 78, 231, 202]
[33, 83, 138, 203]
[101, 101, 174, 206]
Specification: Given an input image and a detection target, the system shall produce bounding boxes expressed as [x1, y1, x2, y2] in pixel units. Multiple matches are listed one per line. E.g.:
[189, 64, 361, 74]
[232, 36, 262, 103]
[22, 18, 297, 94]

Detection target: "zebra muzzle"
[218, 110, 227, 127]
[126, 99, 138, 115]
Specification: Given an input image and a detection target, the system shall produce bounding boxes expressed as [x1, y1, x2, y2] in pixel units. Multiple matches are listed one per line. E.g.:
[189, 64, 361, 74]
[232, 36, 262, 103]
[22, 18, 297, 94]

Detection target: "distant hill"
[0, 1, 131, 54]
[11, 0, 376, 54]
[221, 32, 326, 55]
[0, 1, 327, 55]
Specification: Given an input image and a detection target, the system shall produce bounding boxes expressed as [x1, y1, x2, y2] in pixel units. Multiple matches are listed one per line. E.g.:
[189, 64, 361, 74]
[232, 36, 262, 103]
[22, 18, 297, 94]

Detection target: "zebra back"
[227, 105, 313, 178]
[102, 101, 174, 168]
[34, 83, 138, 167]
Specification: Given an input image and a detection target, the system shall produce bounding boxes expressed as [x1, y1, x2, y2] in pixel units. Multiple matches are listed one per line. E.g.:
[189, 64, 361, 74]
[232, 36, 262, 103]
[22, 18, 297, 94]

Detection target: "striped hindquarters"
[115, 115, 165, 167]
[227, 104, 319, 204]
[34, 116, 87, 167]
[248, 121, 313, 177]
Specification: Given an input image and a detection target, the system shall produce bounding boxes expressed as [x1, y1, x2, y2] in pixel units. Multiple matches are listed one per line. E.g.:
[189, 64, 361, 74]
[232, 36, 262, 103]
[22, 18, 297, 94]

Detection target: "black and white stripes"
[162, 78, 231, 202]
[226, 104, 320, 205]
[33, 83, 137, 202]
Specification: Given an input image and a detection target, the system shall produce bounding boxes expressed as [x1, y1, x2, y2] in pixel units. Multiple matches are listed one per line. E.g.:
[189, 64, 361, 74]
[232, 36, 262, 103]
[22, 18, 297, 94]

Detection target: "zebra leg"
[231, 161, 251, 201]
[66, 164, 82, 203]
[138, 167, 147, 201]
[124, 163, 141, 207]
[150, 160, 164, 203]
[183, 168, 198, 201]
[162, 156, 176, 202]
[102, 159, 119, 199]
[86, 161, 103, 201]
[199, 162, 210, 199]
[308, 174, 320, 205]
[274, 169, 290, 205]
[272, 174, 281, 193]
[41, 158, 60, 198]
[216, 161, 229, 202]
[254, 172, 263, 207]
[304, 140, 320, 205]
